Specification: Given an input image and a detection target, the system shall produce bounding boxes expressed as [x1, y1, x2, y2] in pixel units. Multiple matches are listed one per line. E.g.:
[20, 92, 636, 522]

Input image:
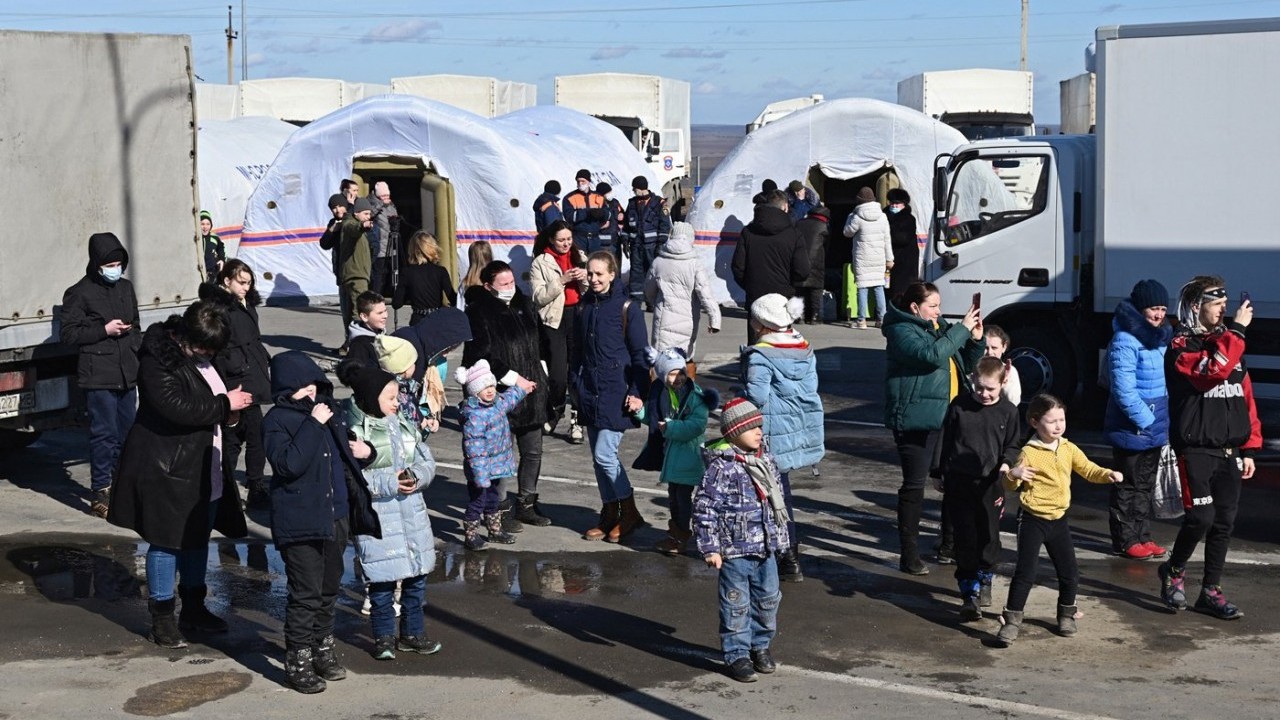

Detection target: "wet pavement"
[2, 305, 1280, 719]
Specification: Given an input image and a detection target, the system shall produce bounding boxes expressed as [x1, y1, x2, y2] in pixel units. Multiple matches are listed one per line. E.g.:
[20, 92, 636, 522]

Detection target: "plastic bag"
[1151, 445, 1184, 520]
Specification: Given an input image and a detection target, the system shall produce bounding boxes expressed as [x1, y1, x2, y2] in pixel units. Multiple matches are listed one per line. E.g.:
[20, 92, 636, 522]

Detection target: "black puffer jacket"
[59, 233, 143, 390]
[198, 283, 272, 401]
[108, 318, 247, 549]
[795, 210, 829, 289]
[731, 205, 810, 306]
[887, 206, 920, 297]
[461, 286, 549, 430]
[263, 351, 381, 546]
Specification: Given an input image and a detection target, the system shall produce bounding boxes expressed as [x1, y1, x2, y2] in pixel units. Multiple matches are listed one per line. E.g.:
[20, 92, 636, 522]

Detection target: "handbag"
[1151, 444, 1184, 520]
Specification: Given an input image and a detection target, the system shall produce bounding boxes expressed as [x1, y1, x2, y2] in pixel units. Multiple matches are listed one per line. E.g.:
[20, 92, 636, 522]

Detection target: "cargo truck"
[554, 73, 692, 198]
[0, 30, 202, 449]
[926, 18, 1280, 404]
[898, 69, 1035, 140]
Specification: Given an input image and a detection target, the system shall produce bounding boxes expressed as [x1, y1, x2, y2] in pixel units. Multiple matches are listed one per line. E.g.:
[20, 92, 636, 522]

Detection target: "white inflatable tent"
[689, 98, 967, 304]
[239, 94, 656, 302]
[197, 116, 298, 255]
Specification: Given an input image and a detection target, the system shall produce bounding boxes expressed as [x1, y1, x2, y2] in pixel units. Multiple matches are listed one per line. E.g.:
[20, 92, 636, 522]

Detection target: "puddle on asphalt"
[1, 536, 712, 609]
[122, 671, 252, 716]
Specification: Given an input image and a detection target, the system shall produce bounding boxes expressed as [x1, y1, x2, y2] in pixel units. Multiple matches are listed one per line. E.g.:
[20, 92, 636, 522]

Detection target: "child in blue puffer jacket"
[694, 398, 790, 685]
[456, 359, 534, 551]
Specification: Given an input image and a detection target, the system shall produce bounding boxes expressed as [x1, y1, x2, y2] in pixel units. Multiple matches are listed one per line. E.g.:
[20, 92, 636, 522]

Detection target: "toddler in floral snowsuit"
[456, 359, 531, 551]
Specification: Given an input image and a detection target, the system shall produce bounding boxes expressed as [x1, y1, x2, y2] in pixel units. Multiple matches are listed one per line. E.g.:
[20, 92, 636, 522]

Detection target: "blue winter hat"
[650, 347, 689, 379]
[1130, 279, 1169, 310]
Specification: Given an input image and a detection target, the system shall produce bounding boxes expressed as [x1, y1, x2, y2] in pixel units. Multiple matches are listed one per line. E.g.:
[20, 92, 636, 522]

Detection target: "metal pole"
[1020, 0, 1029, 71]
[225, 5, 237, 85]
[240, 0, 247, 80]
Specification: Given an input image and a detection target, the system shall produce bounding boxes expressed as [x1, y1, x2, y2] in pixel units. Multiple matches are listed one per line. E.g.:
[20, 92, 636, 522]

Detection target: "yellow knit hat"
[375, 335, 418, 375]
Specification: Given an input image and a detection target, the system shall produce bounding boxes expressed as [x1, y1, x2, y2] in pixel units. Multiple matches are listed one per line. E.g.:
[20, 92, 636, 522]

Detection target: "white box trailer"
[554, 73, 691, 195]
[239, 78, 390, 124]
[898, 69, 1035, 140]
[1059, 72, 1096, 134]
[0, 30, 202, 447]
[925, 18, 1280, 401]
[391, 74, 536, 118]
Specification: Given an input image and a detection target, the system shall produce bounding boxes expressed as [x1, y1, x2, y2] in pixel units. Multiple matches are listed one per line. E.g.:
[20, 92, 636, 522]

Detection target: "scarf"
[551, 249, 581, 306]
[739, 451, 789, 529]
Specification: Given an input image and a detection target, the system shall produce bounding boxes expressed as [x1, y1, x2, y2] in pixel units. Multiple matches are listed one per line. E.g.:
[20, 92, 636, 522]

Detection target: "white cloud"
[695, 82, 720, 94]
[590, 45, 636, 60]
[364, 19, 441, 42]
[663, 47, 726, 59]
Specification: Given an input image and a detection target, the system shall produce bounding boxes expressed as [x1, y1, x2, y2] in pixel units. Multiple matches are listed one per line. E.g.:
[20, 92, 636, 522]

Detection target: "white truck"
[745, 94, 824, 134]
[554, 73, 692, 198]
[1060, 72, 1096, 134]
[926, 18, 1280, 403]
[898, 69, 1035, 140]
[0, 30, 202, 448]
[390, 74, 536, 118]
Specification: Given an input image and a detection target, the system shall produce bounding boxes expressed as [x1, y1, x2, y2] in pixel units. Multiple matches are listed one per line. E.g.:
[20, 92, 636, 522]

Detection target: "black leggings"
[224, 403, 266, 485]
[541, 311, 577, 419]
[1169, 450, 1242, 587]
[1006, 512, 1078, 612]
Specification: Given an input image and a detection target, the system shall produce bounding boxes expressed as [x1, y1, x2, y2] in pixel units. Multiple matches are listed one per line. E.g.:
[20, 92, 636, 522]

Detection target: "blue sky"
[6, 0, 1280, 125]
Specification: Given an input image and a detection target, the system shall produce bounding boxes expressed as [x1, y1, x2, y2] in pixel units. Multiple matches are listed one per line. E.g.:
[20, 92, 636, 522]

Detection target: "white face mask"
[100, 265, 124, 283]
[495, 287, 516, 303]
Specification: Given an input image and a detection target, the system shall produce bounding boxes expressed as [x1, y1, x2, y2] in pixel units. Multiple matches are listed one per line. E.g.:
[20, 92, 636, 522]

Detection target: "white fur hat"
[750, 293, 805, 331]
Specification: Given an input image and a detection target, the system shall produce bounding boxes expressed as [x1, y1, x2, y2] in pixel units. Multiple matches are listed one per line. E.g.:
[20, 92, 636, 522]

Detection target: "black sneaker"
[1158, 562, 1187, 610]
[750, 648, 776, 674]
[899, 558, 929, 576]
[727, 657, 758, 683]
[1194, 585, 1243, 620]
[372, 636, 396, 661]
[397, 635, 443, 655]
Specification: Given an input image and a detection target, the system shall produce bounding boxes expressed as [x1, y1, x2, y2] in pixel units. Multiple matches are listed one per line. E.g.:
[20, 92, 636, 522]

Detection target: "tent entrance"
[351, 157, 459, 286]
[806, 165, 901, 321]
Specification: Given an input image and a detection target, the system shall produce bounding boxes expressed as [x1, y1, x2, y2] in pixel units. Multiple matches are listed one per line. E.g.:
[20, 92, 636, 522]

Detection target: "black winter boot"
[497, 498, 525, 534]
[777, 544, 804, 583]
[897, 488, 928, 575]
[148, 598, 188, 649]
[178, 585, 229, 634]
[515, 493, 553, 526]
[285, 647, 326, 694]
[312, 634, 346, 681]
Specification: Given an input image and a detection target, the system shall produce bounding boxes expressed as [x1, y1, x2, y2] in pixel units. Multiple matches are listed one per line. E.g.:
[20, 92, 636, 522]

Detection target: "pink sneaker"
[1142, 541, 1168, 559]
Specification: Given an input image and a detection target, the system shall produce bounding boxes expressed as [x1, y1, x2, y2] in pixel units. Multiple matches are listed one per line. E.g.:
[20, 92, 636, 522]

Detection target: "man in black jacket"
[317, 193, 349, 344]
[60, 232, 142, 518]
[732, 190, 810, 343]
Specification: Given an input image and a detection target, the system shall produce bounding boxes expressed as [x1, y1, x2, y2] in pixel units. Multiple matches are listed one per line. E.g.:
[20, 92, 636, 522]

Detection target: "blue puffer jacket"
[694, 440, 791, 559]
[1104, 299, 1172, 451]
[460, 386, 527, 487]
[345, 398, 437, 583]
[572, 280, 650, 431]
[740, 330, 825, 473]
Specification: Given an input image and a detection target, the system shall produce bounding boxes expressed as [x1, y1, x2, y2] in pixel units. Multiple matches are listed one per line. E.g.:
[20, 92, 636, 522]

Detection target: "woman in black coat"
[199, 259, 273, 508]
[462, 260, 552, 526]
[109, 302, 254, 649]
[886, 188, 921, 302]
[572, 251, 650, 543]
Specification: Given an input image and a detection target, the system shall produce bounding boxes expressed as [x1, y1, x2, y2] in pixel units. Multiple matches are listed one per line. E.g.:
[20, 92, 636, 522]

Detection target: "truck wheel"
[0, 429, 42, 451]
[1007, 327, 1076, 402]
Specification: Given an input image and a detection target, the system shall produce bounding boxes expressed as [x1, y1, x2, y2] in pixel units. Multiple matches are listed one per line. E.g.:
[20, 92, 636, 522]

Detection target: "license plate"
[0, 391, 35, 419]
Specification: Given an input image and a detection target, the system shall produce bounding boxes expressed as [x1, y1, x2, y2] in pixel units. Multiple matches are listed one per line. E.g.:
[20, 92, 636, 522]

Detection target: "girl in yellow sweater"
[994, 394, 1122, 647]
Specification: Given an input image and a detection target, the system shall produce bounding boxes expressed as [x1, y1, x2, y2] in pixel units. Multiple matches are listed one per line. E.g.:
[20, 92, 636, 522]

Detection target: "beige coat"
[530, 252, 585, 329]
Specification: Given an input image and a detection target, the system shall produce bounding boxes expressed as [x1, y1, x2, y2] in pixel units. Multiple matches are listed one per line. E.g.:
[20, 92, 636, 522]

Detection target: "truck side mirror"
[933, 172, 948, 209]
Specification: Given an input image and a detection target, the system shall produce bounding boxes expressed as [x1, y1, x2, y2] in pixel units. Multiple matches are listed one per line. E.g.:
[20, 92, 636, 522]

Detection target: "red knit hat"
[720, 397, 764, 438]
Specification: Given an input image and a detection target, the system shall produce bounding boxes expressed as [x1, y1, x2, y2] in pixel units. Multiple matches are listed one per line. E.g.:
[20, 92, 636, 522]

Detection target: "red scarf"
[551, 249, 580, 306]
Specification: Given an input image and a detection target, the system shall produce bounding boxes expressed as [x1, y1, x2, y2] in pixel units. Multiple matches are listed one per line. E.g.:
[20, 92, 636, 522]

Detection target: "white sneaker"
[569, 422, 585, 444]
[361, 594, 371, 616]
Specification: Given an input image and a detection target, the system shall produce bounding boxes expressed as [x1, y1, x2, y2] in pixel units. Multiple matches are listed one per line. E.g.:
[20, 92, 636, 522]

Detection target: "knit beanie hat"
[596, 182, 613, 196]
[544, 180, 561, 195]
[632, 175, 649, 190]
[761, 179, 778, 193]
[328, 193, 346, 209]
[1130, 279, 1169, 310]
[199, 209, 213, 222]
[339, 363, 396, 418]
[454, 359, 497, 396]
[352, 197, 374, 214]
[750, 293, 804, 331]
[375, 335, 418, 376]
[650, 347, 689, 380]
[720, 397, 763, 438]
[576, 168, 592, 181]
[856, 187, 877, 204]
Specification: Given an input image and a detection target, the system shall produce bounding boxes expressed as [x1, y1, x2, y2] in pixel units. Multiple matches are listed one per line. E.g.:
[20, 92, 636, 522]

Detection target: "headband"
[1200, 287, 1228, 303]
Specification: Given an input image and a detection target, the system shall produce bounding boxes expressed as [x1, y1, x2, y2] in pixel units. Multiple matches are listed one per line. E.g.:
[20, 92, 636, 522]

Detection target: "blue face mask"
[100, 265, 124, 283]
[888, 206, 903, 214]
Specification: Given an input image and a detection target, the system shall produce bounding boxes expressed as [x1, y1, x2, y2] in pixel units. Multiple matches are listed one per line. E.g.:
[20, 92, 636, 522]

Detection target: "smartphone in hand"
[971, 292, 982, 310]
[1240, 291, 1251, 305]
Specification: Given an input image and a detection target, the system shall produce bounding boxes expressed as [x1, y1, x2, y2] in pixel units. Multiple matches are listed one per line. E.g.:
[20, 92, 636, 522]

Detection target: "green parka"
[881, 302, 984, 432]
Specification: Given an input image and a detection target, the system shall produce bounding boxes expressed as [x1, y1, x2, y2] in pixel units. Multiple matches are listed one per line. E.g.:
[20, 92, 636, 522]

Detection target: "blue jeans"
[587, 427, 632, 502]
[146, 505, 217, 601]
[370, 574, 426, 638]
[857, 284, 886, 322]
[628, 241, 660, 300]
[718, 555, 781, 664]
[85, 388, 137, 492]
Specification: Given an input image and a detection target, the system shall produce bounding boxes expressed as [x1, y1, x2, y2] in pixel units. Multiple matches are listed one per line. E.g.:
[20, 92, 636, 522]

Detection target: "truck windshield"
[941, 154, 1049, 246]
[959, 124, 1034, 141]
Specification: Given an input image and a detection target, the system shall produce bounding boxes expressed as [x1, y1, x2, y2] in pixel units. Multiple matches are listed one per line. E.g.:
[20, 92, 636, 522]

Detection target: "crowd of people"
[56, 170, 1263, 691]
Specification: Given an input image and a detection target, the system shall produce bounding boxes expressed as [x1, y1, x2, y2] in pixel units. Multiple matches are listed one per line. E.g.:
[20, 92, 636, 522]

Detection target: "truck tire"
[1007, 327, 1076, 402]
[0, 428, 42, 451]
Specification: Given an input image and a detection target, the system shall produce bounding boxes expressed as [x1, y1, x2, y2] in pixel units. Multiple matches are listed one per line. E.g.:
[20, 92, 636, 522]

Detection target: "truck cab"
[926, 135, 1097, 401]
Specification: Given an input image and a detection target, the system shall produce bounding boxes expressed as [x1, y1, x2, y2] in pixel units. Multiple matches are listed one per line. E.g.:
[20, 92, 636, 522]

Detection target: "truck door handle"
[1018, 268, 1049, 287]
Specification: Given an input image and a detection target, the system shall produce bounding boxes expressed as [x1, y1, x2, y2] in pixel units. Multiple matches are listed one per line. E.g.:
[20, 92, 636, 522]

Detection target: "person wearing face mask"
[597, 182, 626, 261]
[623, 175, 671, 308]
[60, 232, 143, 519]
[562, 169, 610, 254]
[108, 301, 254, 649]
[199, 260, 274, 510]
[882, 281, 984, 575]
[462, 261, 551, 527]
[885, 188, 920, 302]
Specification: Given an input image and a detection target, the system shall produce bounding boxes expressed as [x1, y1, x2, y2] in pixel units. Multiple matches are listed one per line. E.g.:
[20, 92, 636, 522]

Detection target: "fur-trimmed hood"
[140, 316, 191, 372]
[1113, 299, 1173, 349]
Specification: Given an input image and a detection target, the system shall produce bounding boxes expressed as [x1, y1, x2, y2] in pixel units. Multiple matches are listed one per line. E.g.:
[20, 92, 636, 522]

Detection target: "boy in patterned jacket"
[694, 398, 790, 684]
[456, 359, 535, 550]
